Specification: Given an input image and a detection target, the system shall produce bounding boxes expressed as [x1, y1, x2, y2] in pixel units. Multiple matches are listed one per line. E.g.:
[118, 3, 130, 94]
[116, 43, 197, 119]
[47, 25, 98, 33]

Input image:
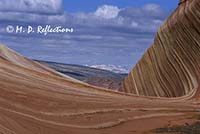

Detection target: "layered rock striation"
[0, 0, 200, 133]
[121, 0, 200, 97]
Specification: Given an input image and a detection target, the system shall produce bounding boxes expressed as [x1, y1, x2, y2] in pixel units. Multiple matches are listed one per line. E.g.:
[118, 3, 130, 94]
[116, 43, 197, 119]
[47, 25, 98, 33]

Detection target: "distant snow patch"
[88, 64, 129, 74]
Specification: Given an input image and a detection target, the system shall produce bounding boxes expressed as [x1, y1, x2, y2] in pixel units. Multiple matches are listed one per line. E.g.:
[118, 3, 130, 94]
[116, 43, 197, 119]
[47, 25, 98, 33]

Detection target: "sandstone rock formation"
[0, 0, 199, 133]
[0, 45, 83, 83]
[121, 0, 200, 97]
[0, 43, 199, 134]
[85, 77, 122, 90]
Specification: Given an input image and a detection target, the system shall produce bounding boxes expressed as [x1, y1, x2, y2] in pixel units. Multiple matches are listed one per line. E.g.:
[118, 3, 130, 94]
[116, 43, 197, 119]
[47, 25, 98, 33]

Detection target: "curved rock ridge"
[0, 1, 200, 133]
[0, 45, 59, 75]
[0, 44, 199, 134]
[121, 0, 200, 97]
[0, 45, 83, 83]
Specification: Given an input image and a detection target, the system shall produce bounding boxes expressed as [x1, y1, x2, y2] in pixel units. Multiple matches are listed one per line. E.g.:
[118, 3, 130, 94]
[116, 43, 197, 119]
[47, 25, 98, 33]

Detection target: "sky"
[64, 0, 177, 13]
[0, 0, 178, 73]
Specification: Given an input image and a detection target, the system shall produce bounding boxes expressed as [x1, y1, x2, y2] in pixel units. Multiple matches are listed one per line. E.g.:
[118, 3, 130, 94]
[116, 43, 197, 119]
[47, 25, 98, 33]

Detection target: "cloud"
[69, 4, 165, 32]
[0, 0, 63, 15]
[143, 4, 162, 12]
[0, 3, 168, 70]
[119, 3, 166, 20]
[94, 5, 121, 19]
[0, 3, 165, 31]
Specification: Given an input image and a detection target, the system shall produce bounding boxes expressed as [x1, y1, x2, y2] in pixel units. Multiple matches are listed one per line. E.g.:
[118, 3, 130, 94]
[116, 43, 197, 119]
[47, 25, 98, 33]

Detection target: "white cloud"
[0, 3, 165, 31]
[142, 4, 164, 18]
[143, 4, 161, 12]
[78, 35, 103, 40]
[119, 3, 165, 20]
[153, 19, 163, 24]
[0, 0, 63, 15]
[0, 3, 168, 69]
[94, 5, 120, 19]
[131, 21, 139, 28]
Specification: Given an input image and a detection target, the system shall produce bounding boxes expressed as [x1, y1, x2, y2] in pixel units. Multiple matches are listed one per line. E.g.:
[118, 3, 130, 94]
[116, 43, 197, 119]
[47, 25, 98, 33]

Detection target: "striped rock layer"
[121, 0, 200, 97]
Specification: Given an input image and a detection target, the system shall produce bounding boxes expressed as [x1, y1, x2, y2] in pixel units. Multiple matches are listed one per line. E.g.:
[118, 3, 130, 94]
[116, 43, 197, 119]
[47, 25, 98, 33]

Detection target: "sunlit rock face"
[121, 0, 200, 97]
[0, 1, 200, 133]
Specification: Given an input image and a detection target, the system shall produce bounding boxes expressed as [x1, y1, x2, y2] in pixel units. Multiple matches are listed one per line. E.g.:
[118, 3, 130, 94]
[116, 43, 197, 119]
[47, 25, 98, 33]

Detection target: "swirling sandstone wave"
[0, 0, 200, 134]
[0, 45, 199, 134]
[121, 0, 200, 97]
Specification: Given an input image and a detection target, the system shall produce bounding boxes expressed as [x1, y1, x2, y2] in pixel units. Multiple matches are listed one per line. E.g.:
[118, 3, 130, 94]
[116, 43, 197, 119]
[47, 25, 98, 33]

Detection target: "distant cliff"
[121, 0, 200, 97]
